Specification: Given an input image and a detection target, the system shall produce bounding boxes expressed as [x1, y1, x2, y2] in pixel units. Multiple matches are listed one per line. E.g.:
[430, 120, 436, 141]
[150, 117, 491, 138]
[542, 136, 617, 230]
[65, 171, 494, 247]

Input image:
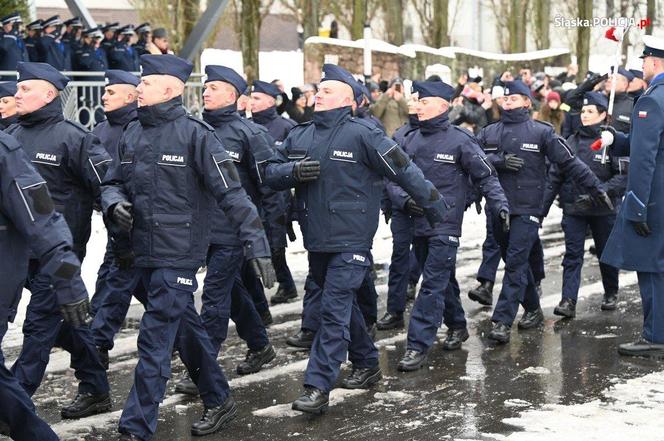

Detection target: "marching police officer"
[479, 80, 611, 344]
[0, 81, 18, 130]
[102, 54, 273, 440]
[605, 67, 635, 134]
[602, 35, 664, 357]
[397, 80, 509, 370]
[0, 129, 92, 440]
[89, 70, 139, 361]
[0, 13, 28, 79]
[543, 92, 627, 317]
[172, 65, 277, 397]
[7, 63, 112, 418]
[379, 92, 422, 330]
[265, 64, 447, 414]
[36, 16, 68, 70]
[23, 19, 42, 62]
[250, 79, 299, 304]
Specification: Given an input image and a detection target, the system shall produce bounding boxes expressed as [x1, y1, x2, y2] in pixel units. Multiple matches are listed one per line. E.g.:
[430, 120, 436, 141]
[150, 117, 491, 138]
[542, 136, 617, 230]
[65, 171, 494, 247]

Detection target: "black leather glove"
[60, 298, 92, 328]
[405, 198, 424, 217]
[593, 191, 614, 211]
[504, 154, 525, 172]
[293, 159, 321, 182]
[112, 201, 133, 232]
[115, 249, 135, 271]
[383, 207, 392, 224]
[475, 201, 482, 215]
[250, 257, 277, 289]
[499, 210, 510, 232]
[632, 221, 651, 237]
[287, 222, 297, 242]
[573, 194, 594, 211]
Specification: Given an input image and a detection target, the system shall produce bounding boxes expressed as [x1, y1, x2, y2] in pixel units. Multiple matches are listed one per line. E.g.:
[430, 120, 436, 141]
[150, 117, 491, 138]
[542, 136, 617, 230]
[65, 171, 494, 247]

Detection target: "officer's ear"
[44, 84, 59, 104]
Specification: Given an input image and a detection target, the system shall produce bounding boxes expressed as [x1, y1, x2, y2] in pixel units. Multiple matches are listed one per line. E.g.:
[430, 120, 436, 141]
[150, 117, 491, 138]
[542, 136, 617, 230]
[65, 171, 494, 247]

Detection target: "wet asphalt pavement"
[3, 215, 664, 441]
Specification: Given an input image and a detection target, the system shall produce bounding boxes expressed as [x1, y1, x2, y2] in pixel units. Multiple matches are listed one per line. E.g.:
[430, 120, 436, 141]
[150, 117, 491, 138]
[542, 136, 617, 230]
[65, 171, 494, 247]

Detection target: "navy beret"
[105, 70, 139, 86]
[0, 81, 17, 98]
[355, 80, 370, 104]
[141, 54, 193, 83]
[641, 35, 664, 59]
[609, 66, 635, 82]
[412, 80, 455, 101]
[252, 80, 280, 98]
[583, 92, 608, 110]
[629, 69, 643, 80]
[503, 80, 532, 99]
[1, 12, 21, 25]
[42, 15, 62, 28]
[16, 62, 69, 90]
[204, 65, 247, 95]
[320, 64, 363, 101]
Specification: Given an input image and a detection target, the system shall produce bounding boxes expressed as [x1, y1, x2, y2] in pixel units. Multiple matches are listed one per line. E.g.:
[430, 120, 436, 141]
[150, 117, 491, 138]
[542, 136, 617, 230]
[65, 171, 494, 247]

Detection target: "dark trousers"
[637, 272, 664, 344]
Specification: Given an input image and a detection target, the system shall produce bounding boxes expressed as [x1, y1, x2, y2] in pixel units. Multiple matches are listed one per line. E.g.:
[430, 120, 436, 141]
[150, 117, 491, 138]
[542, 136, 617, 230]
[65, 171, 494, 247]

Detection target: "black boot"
[553, 298, 576, 318]
[442, 328, 469, 351]
[97, 346, 109, 370]
[518, 308, 544, 330]
[61, 392, 112, 419]
[291, 387, 329, 414]
[259, 309, 273, 327]
[286, 329, 315, 349]
[191, 396, 237, 436]
[468, 280, 494, 306]
[376, 311, 404, 330]
[397, 349, 427, 371]
[618, 340, 664, 358]
[236, 344, 276, 375]
[270, 284, 298, 304]
[406, 282, 417, 301]
[488, 322, 510, 343]
[601, 292, 618, 311]
[341, 365, 382, 389]
[175, 375, 199, 396]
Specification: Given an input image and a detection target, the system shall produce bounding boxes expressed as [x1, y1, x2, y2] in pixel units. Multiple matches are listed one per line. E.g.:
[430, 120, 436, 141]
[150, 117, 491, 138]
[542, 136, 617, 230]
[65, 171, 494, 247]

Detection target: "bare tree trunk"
[383, 0, 404, 45]
[303, 0, 320, 39]
[433, 0, 449, 47]
[508, 0, 519, 52]
[577, 0, 592, 82]
[351, 0, 366, 39]
[241, 0, 261, 83]
[533, 0, 550, 49]
[517, 0, 528, 52]
[646, 0, 655, 35]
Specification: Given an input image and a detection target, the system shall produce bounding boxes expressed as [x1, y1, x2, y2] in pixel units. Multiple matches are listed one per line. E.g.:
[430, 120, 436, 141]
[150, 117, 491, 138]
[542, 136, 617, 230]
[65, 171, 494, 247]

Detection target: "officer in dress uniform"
[100, 22, 119, 63]
[543, 92, 628, 317]
[6, 62, 113, 418]
[109, 25, 140, 72]
[0, 13, 28, 79]
[36, 16, 67, 70]
[265, 64, 447, 414]
[250, 80, 299, 304]
[0, 81, 18, 130]
[171, 65, 277, 397]
[24, 19, 42, 62]
[62, 16, 83, 69]
[479, 80, 611, 344]
[102, 54, 273, 440]
[602, 35, 664, 358]
[132, 23, 151, 56]
[0, 129, 92, 441]
[396, 80, 509, 370]
[605, 67, 635, 134]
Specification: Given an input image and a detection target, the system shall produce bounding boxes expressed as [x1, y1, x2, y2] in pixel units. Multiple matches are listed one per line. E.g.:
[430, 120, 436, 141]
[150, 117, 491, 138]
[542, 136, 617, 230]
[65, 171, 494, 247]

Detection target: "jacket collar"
[500, 107, 530, 124]
[251, 105, 278, 125]
[312, 106, 352, 129]
[105, 102, 137, 127]
[137, 96, 186, 127]
[18, 97, 64, 127]
[418, 111, 450, 134]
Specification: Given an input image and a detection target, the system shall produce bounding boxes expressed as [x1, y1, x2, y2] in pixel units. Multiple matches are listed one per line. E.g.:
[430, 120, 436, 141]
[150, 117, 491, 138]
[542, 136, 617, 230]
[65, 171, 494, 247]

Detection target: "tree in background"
[129, 0, 201, 52]
[576, 0, 592, 81]
[0, 0, 30, 22]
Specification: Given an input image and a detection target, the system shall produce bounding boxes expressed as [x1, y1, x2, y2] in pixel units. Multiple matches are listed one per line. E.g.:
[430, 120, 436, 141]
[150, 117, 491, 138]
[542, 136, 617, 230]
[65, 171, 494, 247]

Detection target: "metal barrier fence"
[1, 71, 205, 130]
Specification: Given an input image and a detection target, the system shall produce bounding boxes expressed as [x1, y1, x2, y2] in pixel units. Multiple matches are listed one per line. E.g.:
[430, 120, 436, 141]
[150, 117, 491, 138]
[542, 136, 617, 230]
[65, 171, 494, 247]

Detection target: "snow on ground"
[486, 370, 664, 441]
